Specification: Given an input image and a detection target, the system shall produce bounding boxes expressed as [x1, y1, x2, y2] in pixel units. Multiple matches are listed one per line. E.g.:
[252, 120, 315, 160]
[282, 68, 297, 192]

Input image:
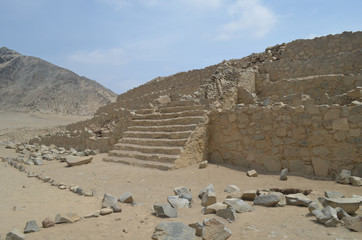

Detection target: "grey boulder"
[153, 203, 177, 218]
[152, 222, 196, 240]
[24, 220, 40, 233]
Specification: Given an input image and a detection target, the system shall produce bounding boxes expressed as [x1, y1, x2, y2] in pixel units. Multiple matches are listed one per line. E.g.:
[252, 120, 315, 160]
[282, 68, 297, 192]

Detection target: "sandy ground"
[0, 112, 361, 240]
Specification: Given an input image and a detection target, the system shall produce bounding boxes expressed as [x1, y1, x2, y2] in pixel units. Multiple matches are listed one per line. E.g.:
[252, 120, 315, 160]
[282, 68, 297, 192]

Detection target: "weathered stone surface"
[33, 158, 43, 166]
[100, 208, 113, 215]
[216, 207, 236, 221]
[241, 190, 257, 201]
[342, 216, 362, 232]
[247, 169, 258, 177]
[336, 169, 351, 184]
[66, 156, 92, 167]
[324, 198, 360, 214]
[42, 218, 55, 228]
[254, 194, 281, 207]
[118, 192, 134, 203]
[199, 161, 208, 169]
[223, 198, 253, 213]
[24, 220, 40, 233]
[202, 218, 232, 240]
[349, 176, 362, 186]
[285, 193, 312, 207]
[84, 210, 100, 218]
[201, 188, 217, 207]
[102, 193, 117, 208]
[189, 222, 203, 237]
[324, 191, 344, 199]
[313, 206, 341, 227]
[54, 212, 81, 224]
[168, 196, 190, 209]
[199, 184, 215, 199]
[173, 186, 192, 202]
[5, 229, 25, 240]
[280, 168, 288, 180]
[308, 200, 323, 214]
[152, 222, 196, 240]
[202, 203, 227, 214]
[332, 118, 349, 131]
[153, 203, 177, 218]
[335, 207, 350, 220]
[224, 185, 240, 194]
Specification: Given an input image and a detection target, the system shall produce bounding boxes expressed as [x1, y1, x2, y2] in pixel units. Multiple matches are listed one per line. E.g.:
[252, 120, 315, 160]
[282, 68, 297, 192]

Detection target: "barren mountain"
[0, 47, 117, 115]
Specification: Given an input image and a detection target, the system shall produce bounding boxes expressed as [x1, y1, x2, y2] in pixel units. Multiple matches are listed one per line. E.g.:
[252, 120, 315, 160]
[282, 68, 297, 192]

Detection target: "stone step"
[103, 156, 173, 171]
[120, 137, 188, 147]
[122, 131, 192, 139]
[157, 105, 206, 114]
[127, 124, 198, 132]
[108, 150, 178, 163]
[135, 109, 155, 114]
[164, 100, 199, 107]
[132, 116, 205, 126]
[132, 109, 206, 120]
[114, 143, 182, 155]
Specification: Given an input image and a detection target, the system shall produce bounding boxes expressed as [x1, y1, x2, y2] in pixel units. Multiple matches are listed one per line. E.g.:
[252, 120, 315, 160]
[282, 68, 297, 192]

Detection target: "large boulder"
[152, 222, 196, 240]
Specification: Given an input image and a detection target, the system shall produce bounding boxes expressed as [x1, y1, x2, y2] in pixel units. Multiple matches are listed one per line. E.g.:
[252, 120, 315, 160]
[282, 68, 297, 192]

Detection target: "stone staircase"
[103, 100, 207, 170]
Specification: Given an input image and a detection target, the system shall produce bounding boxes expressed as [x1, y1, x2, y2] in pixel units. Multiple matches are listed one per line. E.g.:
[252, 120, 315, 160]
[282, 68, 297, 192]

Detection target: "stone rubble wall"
[208, 104, 362, 177]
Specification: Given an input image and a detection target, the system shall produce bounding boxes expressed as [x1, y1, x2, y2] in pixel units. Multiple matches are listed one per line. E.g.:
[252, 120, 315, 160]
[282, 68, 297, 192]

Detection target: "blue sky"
[1, 0, 361, 94]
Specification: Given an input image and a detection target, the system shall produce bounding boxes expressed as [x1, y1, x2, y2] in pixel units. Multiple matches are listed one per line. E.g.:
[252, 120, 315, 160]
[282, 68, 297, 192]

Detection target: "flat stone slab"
[325, 198, 361, 215]
[66, 156, 93, 167]
[285, 193, 312, 207]
[55, 212, 81, 224]
[152, 222, 196, 240]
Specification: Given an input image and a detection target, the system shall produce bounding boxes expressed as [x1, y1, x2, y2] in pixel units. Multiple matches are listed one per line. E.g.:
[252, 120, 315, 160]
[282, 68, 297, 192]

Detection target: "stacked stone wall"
[208, 104, 362, 177]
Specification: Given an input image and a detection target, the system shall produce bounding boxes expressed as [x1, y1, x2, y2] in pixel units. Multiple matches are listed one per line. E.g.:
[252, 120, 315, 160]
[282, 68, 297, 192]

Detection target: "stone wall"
[208, 104, 362, 177]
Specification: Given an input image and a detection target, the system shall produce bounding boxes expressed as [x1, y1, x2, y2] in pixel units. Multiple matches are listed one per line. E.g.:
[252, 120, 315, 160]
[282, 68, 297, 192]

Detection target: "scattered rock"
[24, 220, 40, 233]
[342, 216, 362, 232]
[199, 184, 215, 199]
[247, 169, 258, 177]
[102, 193, 118, 208]
[202, 218, 232, 240]
[5, 229, 25, 240]
[254, 194, 281, 207]
[58, 184, 66, 190]
[33, 158, 43, 166]
[201, 187, 217, 207]
[349, 176, 362, 186]
[324, 191, 344, 199]
[42, 218, 55, 228]
[336, 169, 351, 184]
[66, 156, 92, 167]
[152, 222, 196, 240]
[189, 222, 203, 237]
[269, 188, 312, 195]
[285, 193, 312, 207]
[324, 198, 360, 214]
[173, 186, 192, 202]
[54, 212, 81, 224]
[223, 198, 253, 213]
[224, 185, 240, 194]
[100, 208, 113, 215]
[241, 190, 257, 201]
[153, 203, 177, 218]
[335, 207, 350, 220]
[84, 210, 100, 218]
[312, 206, 340, 227]
[216, 207, 236, 222]
[167, 196, 190, 208]
[202, 203, 227, 214]
[280, 168, 288, 180]
[199, 161, 208, 169]
[308, 200, 323, 214]
[118, 192, 134, 203]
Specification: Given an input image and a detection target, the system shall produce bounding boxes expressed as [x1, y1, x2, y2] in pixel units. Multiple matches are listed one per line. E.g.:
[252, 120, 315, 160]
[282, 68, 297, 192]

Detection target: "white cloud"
[68, 48, 127, 66]
[179, 0, 222, 9]
[215, 0, 278, 40]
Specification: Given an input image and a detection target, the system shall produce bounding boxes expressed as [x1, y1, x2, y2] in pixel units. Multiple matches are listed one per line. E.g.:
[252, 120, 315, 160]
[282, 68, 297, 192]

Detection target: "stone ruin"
[30, 31, 362, 177]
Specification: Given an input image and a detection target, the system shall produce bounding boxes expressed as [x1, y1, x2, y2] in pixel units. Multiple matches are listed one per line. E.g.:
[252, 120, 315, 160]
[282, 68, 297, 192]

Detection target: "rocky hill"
[0, 47, 117, 115]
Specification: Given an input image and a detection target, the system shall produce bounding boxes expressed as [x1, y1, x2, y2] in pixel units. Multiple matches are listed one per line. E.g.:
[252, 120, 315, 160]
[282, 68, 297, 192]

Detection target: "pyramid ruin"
[30, 31, 362, 177]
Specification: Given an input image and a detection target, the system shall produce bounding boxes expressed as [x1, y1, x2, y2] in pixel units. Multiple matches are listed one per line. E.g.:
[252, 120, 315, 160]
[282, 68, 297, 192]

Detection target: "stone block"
[312, 158, 329, 177]
[332, 118, 349, 131]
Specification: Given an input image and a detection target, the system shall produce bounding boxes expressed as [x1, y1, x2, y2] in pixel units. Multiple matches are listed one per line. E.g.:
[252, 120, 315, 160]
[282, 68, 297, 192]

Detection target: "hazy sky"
[1, 0, 361, 94]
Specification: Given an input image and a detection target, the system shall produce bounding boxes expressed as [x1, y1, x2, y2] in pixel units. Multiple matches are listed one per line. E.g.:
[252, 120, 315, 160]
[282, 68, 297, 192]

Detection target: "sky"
[0, 0, 361, 94]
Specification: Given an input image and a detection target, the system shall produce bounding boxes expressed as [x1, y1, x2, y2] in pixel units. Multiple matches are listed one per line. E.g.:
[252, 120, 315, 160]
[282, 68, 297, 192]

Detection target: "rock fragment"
[201, 188, 217, 207]
[100, 208, 113, 215]
[42, 218, 55, 228]
[336, 169, 351, 184]
[173, 186, 192, 202]
[324, 191, 344, 199]
[153, 203, 177, 218]
[84, 210, 100, 218]
[342, 216, 362, 232]
[280, 168, 288, 180]
[216, 207, 236, 222]
[202, 203, 227, 214]
[6, 229, 25, 240]
[199, 161, 208, 169]
[102, 193, 118, 208]
[324, 198, 360, 215]
[54, 213, 81, 224]
[202, 218, 232, 240]
[349, 176, 362, 186]
[118, 192, 134, 203]
[189, 222, 203, 237]
[152, 222, 196, 240]
[24, 220, 40, 233]
[223, 198, 253, 213]
[167, 196, 190, 209]
[247, 169, 258, 177]
[241, 190, 257, 201]
[285, 193, 312, 207]
[224, 185, 240, 194]
[199, 184, 215, 199]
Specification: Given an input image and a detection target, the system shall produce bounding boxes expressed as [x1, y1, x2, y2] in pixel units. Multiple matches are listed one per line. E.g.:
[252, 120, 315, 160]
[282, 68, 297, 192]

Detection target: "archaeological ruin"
[30, 31, 362, 178]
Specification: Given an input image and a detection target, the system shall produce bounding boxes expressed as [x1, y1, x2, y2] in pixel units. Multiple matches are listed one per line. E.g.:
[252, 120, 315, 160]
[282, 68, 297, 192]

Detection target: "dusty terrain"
[0, 114, 361, 240]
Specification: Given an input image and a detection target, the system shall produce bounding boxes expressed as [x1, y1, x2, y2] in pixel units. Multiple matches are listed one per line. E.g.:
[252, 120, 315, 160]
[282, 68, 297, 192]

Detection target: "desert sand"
[0, 113, 361, 240]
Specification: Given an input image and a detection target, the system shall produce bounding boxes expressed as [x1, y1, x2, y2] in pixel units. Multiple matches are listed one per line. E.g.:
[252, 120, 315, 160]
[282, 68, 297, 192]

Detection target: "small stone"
[241, 190, 257, 201]
[152, 222, 196, 240]
[312, 206, 340, 227]
[43, 176, 51, 183]
[324, 191, 344, 199]
[342, 216, 362, 232]
[216, 207, 236, 221]
[58, 183, 66, 190]
[254, 194, 281, 207]
[324, 198, 361, 215]
[33, 158, 43, 166]
[336, 169, 351, 184]
[112, 204, 122, 213]
[84, 190, 94, 197]
[173, 186, 192, 202]
[84, 210, 100, 218]
[167, 196, 190, 209]
[280, 168, 288, 180]
[42, 218, 55, 228]
[349, 176, 362, 186]
[153, 203, 177, 218]
[199, 184, 215, 199]
[100, 208, 113, 215]
[102, 193, 117, 208]
[6, 229, 25, 240]
[24, 220, 40, 233]
[223, 198, 253, 213]
[202, 203, 227, 214]
[308, 200, 323, 214]
[285, 193, 312, 207]
[54, 212, 81, 224]
[202, 218, 232, 240]
[199, 161, 208, 169]
[66, 156, 92, 167]
[201, 188, 217, 207]
[118, 192, 134, 203]
[189, 222, 203, 237]
[224, 185, 240, 194]
[247, 169, 258, 177]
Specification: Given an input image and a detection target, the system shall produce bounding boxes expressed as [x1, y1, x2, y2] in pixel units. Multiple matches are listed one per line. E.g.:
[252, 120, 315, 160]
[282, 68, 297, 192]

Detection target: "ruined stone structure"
[31, 31, 362, 177]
